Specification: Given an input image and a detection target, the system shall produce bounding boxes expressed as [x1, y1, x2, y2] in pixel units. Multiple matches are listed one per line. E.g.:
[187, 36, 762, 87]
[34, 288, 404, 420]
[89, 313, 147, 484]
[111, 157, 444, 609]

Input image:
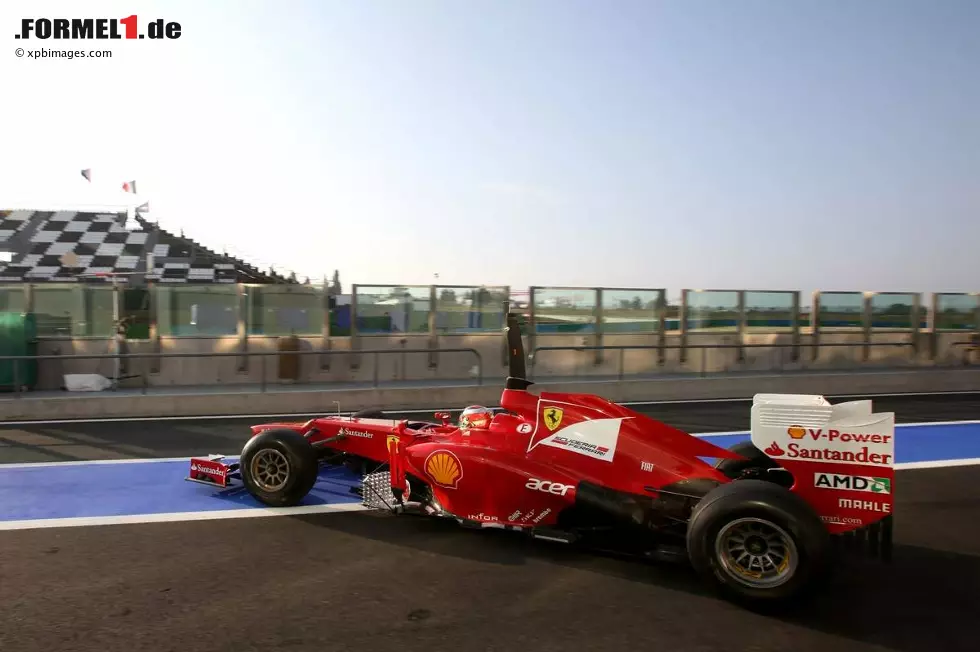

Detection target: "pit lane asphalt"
[0, 393, 979, 652]
[1, 391, 980, 464]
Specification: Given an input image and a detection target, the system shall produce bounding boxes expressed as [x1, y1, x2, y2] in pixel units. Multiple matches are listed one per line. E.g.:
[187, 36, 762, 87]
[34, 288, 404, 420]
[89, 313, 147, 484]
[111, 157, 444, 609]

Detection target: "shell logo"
[424, 450, 463, 489]
[787, 425, 806, 440]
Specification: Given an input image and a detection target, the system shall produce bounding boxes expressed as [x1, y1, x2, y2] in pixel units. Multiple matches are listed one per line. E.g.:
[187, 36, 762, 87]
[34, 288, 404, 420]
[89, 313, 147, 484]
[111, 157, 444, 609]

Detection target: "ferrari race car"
[187, 314, 895, 606]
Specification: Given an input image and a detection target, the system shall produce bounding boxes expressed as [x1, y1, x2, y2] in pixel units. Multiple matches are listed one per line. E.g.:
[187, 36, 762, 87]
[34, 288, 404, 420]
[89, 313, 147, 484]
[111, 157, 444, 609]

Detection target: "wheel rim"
[714, 517, 798, 589]
[250, 449, 291, 492]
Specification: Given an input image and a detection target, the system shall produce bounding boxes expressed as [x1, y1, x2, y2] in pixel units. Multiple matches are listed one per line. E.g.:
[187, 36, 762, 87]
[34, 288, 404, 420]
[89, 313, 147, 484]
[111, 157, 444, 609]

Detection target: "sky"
[0, 0, 977, 297]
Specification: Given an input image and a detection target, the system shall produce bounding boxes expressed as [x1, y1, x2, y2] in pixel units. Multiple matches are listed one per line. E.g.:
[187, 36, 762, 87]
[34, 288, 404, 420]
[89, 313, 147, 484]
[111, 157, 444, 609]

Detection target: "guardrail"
[528, 341, 941, 380]
[0, 347, 484, 397]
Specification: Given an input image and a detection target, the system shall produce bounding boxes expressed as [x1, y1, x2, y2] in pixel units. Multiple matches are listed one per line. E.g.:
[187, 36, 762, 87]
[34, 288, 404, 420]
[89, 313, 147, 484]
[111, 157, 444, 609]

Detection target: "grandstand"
[0, 209, 296, 285]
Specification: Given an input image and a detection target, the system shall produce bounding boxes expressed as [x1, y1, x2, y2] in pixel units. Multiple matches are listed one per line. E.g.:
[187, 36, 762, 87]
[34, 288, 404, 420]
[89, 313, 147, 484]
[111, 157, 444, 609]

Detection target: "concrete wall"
[2, 367, 978, 422]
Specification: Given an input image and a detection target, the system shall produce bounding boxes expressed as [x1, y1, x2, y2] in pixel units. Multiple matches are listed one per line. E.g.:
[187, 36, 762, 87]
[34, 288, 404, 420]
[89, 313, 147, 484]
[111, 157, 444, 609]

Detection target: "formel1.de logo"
[16, 16, 182, 40]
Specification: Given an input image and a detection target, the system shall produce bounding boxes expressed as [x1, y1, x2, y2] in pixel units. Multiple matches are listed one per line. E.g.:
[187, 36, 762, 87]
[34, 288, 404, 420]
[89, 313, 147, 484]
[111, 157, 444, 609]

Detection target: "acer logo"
[525, 478, 574, 496]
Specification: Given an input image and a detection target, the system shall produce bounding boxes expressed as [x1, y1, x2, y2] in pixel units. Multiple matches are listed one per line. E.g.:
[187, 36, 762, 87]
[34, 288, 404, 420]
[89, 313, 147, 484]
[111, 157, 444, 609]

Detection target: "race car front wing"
[186, 455, 239, 488]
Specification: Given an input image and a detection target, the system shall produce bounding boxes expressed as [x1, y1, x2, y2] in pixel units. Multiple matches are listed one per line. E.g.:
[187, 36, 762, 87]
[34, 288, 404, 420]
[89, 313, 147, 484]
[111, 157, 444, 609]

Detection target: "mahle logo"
[814, 472, 891, 494]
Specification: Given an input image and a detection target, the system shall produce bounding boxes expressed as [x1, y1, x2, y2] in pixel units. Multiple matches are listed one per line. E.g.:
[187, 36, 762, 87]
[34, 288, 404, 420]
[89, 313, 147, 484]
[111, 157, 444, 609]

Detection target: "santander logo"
[765, 442, 785, 456]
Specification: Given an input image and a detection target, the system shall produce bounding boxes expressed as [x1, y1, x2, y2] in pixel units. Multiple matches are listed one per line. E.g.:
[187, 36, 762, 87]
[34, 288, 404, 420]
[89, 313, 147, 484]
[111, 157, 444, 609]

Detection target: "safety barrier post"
[500, 297, 511, 369]
[594, 287, 603, 367]
[811, 291, 821, 362]
[679, 290, 688, 364]
[862, 292, 872, 363]
[321, 281, 332, 371]
[656, 290, 666, 366]
[790, 291, 801, 363]
[428, 284, 438, 370]
[528, 287, 537, 375]
[736, 290, 745, 363]
[910, 293, 922, 358]
[236, 283, 248, 373]
[975, 296, 980, 351]
[148, 280, 161, 374]
[23, 282, 33, 316]
[350, 285, 361, 371]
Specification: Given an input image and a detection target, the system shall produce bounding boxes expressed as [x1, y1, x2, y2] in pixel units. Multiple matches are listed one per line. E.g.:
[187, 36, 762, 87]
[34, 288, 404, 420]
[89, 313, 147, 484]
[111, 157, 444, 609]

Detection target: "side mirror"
[435, 411, 452, 425]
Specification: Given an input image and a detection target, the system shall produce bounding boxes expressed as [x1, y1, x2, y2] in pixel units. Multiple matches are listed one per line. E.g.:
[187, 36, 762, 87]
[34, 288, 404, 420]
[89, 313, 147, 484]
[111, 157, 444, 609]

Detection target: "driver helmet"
[459, 405, 493, 430]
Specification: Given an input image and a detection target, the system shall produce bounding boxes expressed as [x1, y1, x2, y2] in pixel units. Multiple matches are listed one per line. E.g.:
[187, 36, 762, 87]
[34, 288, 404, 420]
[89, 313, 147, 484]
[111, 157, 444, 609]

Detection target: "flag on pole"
[81, 169, 92, 182]
[135, 201, 150, 213]
[122, 180, 137, 193]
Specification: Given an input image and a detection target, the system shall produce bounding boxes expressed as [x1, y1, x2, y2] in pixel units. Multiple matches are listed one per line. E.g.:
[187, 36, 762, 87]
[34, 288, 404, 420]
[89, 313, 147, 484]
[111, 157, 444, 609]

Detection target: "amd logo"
[814, 472, 891, 494]
[525, 478, 574, 496]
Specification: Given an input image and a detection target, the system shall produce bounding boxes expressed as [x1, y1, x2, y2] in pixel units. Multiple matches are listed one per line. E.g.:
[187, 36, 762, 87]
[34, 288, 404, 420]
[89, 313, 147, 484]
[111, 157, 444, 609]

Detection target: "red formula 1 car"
[187, 314, 894, 606]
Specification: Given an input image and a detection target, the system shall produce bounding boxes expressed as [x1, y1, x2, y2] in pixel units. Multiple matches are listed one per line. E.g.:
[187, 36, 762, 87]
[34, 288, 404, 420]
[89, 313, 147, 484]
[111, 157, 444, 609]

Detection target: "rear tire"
[686, 479, 831, 607]
[240, 429, 319, 507]
[716, 441, 792, 488]
[715, 441, 778, 478]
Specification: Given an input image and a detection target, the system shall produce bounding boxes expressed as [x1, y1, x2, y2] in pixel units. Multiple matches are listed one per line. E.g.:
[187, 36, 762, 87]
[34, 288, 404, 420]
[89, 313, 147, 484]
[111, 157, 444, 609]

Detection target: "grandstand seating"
[0, 210, 293, 285]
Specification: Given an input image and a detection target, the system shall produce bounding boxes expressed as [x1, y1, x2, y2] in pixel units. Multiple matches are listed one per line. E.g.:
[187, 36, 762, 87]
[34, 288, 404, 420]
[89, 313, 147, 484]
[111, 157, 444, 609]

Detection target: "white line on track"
[0, 457, 197, 469]
[895, 458, 980, 470]
[2, 390, 978, 426]
[2, 458, 978, 533]
[0, 502, 371, 531]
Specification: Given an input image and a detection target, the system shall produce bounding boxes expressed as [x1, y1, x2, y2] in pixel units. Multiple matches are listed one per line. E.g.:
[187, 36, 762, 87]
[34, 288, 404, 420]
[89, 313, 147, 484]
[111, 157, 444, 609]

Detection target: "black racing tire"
[715, 441, 793, 488]
[715, 441, 776, 475]
[240, 428, 319, 507]
[686, 479, 831, 607]
[352, 408, 386, 419]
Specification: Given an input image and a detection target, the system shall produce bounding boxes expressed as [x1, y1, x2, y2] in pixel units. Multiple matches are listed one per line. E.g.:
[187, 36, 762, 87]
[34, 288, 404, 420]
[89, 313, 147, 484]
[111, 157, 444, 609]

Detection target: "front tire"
[240, 429, 319, 507]
[686, 479, 831, 607]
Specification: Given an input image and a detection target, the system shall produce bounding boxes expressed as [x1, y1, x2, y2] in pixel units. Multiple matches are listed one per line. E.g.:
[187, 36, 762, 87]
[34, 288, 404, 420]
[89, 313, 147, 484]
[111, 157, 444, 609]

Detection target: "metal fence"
[0, 347, 484, 397]
[2, 339, 975, 398]
[527, 341, 929, 380]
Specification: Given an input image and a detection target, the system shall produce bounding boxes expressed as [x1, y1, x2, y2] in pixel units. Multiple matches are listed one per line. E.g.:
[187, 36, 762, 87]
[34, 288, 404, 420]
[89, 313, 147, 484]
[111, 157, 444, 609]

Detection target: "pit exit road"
[0, 464, 978, 652]
[0, 392, 978, 652]
[1, 391, 978, 464]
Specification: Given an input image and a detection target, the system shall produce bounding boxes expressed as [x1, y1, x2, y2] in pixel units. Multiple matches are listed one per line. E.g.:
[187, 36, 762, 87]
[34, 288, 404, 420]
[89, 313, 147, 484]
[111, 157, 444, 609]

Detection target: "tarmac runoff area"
[0, 393, 979, 652]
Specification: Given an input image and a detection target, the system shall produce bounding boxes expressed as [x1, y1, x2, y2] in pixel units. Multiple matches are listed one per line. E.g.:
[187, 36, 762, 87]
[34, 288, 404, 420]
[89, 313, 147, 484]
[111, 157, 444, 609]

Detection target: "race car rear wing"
[750, 393, 895, 467]
[750, 393, 895, 560]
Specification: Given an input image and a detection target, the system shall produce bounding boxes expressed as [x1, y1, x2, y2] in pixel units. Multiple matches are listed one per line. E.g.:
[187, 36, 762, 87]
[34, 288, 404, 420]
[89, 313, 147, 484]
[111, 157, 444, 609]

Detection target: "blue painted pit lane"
[0, 460, 363, 524]
[0, 421, 978, 527]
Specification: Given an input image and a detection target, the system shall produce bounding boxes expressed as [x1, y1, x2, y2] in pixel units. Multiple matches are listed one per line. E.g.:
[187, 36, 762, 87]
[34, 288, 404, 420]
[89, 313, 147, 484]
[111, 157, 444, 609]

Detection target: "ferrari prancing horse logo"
[543, 407, 563, 431]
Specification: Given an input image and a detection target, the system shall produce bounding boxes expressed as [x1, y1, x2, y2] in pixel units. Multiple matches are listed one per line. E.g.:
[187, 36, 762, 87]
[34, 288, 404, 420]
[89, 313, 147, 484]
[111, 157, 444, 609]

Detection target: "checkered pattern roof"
[0, 209, 292, 284]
